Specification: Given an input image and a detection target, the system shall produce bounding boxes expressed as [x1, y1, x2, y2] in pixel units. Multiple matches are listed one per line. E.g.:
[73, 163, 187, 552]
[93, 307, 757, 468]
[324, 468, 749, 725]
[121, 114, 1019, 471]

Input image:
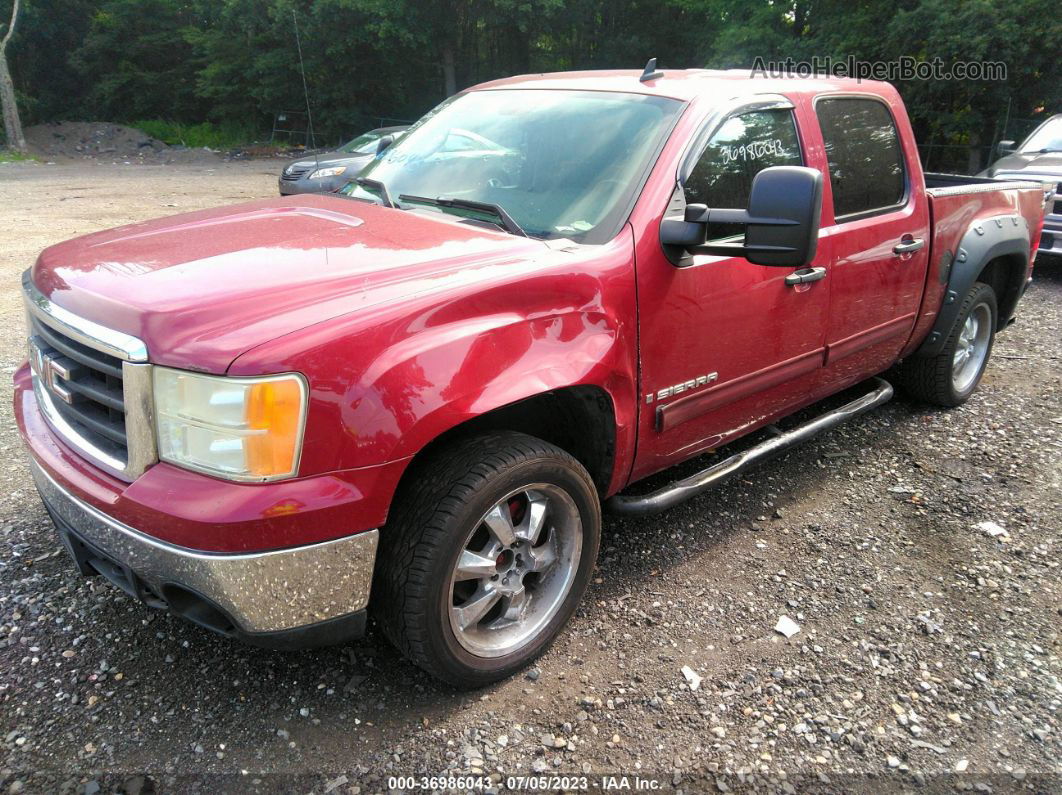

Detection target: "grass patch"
[130, 120, 260, 149]
[0, 149, 37, 163]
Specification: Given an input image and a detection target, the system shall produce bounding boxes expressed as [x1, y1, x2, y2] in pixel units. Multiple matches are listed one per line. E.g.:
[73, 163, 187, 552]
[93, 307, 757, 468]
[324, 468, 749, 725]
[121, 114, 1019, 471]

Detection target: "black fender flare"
[914, 213, 1030, 357]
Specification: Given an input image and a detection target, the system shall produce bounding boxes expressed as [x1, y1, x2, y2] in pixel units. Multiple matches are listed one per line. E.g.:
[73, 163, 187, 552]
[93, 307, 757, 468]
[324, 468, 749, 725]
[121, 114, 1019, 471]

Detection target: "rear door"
[631, 98, 832, 480]
[812, 95, 931, 388]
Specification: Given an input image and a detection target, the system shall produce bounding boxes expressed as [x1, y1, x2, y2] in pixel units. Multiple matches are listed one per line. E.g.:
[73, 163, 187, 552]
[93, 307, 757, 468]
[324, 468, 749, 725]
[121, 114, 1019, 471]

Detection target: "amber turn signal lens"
[245, 379, 304, 477]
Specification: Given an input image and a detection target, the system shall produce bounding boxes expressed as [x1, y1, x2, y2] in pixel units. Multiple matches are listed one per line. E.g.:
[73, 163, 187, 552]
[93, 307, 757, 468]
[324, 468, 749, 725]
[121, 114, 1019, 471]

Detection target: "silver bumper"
[30, 459, 378, 634]
[1038, 214, 1062, 258]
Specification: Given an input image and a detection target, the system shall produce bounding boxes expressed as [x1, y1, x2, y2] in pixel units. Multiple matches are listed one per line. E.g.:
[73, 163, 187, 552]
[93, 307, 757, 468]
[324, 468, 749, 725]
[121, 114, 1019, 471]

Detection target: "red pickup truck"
[16, 68, 1048, 686]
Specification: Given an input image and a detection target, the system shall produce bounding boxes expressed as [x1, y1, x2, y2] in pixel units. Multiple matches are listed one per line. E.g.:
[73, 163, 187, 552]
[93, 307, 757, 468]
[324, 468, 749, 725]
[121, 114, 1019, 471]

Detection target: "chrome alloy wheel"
[952, 303, 992, 394]
[448, 484, 582, 658]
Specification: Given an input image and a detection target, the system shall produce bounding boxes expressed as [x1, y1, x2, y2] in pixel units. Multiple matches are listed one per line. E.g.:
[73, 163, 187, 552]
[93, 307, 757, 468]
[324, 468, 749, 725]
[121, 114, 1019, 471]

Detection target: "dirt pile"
[23, 121, 220, 164]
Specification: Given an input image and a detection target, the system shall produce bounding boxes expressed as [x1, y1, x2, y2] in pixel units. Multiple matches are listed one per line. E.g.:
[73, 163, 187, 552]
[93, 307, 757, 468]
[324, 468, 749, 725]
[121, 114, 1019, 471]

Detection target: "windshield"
[339, 89, 684, 242]
[1021, 118, 1062, 153]
[339, 131, 384, 154]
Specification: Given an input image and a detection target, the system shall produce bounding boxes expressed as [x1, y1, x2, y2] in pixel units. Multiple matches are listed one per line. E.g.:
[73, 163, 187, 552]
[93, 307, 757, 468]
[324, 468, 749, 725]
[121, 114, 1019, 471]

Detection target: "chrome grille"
[29, 314, 128, 460]
[281, 164, 312, 181]
[23, 271, 157, 481]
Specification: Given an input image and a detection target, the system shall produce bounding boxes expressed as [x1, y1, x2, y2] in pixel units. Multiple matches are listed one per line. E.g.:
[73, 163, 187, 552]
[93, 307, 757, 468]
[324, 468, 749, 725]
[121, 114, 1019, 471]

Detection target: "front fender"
[346, 307, 634, 464]
[228, 229, 639, 483]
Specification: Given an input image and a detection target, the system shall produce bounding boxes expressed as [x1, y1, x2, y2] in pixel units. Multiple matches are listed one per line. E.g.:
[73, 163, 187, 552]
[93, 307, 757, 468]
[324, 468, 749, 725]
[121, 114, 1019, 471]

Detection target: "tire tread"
[892, 281, 997, 407]
[373, 432, 597, 685]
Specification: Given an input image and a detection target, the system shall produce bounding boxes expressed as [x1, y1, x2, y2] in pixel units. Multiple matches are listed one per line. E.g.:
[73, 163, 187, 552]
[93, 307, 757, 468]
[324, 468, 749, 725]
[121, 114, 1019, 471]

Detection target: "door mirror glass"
[996, 139, 1016, 157]
[660, 166, 822, 267]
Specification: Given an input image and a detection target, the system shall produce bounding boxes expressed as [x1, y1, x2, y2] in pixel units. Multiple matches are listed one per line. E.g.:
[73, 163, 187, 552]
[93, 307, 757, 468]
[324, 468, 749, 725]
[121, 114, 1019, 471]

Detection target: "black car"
[278, 126, 407, 196]
[981, 114, 1062, 261]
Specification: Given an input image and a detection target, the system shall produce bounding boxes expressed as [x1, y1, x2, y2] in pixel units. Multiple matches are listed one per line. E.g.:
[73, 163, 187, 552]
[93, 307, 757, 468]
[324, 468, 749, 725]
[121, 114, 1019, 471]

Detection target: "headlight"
[308, 166, 347, 179]
[154, 368, 307, 482]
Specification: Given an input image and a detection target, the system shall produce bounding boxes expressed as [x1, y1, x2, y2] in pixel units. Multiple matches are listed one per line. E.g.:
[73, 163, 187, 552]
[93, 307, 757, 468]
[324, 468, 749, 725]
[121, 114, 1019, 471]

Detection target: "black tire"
[373, 432, 601, 688]
[892, 281, 998, 407]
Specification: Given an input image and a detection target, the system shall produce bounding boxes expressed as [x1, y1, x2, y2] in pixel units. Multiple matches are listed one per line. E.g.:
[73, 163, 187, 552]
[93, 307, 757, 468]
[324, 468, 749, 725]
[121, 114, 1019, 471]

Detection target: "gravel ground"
[0, 161, 1059, 794]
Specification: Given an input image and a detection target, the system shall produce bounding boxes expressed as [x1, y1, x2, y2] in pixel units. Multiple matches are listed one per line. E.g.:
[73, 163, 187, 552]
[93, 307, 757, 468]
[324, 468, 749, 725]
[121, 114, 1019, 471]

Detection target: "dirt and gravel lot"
[0, 160, 1059, 795]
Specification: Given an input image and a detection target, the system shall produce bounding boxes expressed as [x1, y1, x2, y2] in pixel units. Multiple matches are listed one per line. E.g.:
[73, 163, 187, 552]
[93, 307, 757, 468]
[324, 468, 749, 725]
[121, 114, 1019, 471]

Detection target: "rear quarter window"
[815, 97, 906, 219]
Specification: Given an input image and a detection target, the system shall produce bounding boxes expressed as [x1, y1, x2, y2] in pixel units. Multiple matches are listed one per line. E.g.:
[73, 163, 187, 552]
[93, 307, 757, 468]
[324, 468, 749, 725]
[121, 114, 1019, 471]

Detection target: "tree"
[6, 0, 99, 123]
[72, 0, 203, 121]
[0, 0, 26, 151]
[0, 0, 1057, 169]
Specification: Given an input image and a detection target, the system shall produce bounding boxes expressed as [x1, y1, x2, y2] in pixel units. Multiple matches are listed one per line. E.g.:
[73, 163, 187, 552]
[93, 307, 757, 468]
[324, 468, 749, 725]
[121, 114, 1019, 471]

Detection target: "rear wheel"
[374, 432, 600, 687]
[893, 281, 998, 406]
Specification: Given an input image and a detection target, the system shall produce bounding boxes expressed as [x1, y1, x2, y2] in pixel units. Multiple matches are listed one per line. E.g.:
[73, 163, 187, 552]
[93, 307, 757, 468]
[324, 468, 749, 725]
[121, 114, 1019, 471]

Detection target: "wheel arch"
[388, 386, 618, 514]
[974, 254, 1027, 330]
[915, 215, 1030, 357]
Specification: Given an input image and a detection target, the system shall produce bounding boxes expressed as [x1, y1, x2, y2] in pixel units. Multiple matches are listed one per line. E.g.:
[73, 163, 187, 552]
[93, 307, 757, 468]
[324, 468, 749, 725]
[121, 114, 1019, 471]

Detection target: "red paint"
[16, 71, 1046, 554]
[656, 349, 825, 434]
[900, 185, 1044, 359]
[33, 196, 545, 374]
[825, 314, 917, 366]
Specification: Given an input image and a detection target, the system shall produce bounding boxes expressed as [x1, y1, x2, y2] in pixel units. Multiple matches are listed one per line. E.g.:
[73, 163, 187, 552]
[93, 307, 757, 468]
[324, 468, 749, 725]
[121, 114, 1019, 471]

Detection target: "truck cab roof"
[470, 68, 889, 102]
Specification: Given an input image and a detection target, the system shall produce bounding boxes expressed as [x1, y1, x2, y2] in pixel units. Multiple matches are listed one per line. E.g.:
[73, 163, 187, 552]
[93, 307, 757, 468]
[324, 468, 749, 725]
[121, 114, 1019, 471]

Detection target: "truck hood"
[32, 194, 545, 372]
[985, 152, 1062, 182]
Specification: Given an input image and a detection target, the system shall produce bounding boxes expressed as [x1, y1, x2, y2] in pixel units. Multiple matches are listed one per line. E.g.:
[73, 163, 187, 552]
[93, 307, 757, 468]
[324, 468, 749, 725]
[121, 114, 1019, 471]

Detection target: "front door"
[631, 101, 831, 481]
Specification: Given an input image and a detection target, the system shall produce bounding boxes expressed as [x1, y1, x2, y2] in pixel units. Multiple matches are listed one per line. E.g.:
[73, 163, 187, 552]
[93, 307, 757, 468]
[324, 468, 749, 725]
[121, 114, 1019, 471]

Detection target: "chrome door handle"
[893, 237, 925, 255]
[785, 266, 827, 286]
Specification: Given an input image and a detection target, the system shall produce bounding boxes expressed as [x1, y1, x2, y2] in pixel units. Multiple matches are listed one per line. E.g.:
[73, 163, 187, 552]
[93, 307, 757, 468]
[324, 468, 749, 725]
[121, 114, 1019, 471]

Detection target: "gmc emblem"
[28, 336, 75, 405]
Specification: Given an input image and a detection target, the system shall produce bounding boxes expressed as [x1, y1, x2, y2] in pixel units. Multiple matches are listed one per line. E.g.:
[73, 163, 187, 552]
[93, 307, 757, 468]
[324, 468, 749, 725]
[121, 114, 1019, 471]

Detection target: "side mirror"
[996, 140, 1016, 157]
[660, 166, 823, 267]
[375, 135, 395, 156]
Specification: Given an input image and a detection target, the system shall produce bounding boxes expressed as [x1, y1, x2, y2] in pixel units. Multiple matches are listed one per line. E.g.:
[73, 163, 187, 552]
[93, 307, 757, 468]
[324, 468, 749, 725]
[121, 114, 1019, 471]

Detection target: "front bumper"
[31, 457, 378, 647]
[277, 175, 349, 196]
[1037, 214, 1062, 260]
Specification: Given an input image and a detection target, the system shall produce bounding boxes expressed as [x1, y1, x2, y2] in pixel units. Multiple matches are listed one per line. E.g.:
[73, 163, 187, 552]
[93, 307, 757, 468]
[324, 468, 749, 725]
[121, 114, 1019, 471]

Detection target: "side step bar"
[605, 377, 894, 517]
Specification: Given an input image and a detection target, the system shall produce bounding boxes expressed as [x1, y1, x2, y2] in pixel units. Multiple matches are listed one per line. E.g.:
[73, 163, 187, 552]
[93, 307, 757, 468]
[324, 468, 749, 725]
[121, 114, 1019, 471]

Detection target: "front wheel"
[893, 281, 998, 407]
[374, 432, 600, 687]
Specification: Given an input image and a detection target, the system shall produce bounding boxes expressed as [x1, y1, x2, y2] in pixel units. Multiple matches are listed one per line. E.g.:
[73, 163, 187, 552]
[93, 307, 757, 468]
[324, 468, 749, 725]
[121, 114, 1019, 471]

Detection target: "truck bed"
[900, 176, 1048, 356]
[924, 171, 1049, 196]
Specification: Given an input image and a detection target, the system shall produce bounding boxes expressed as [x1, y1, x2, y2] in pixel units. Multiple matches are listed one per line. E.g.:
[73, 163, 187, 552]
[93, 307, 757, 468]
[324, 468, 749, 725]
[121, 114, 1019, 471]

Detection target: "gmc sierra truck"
[15, 67, 1049, 687]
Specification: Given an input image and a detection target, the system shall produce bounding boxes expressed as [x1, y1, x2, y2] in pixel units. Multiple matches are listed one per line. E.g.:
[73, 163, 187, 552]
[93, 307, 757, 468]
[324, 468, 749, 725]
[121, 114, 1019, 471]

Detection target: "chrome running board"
[606, 378, 894, 516]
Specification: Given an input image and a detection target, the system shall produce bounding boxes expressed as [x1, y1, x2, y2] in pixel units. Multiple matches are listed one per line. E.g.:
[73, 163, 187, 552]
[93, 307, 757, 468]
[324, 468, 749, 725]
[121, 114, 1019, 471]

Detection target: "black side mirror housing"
[376, 135, 395, 155]
[660, 166, 823, 268]
[742, 165, 823, 266]
[996, 140, 1016, 157]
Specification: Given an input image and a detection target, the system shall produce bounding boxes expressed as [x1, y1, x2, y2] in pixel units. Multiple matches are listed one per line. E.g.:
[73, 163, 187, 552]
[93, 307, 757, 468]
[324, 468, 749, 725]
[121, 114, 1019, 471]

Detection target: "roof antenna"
[292, 9, 319, 172]
[640, 57, 664, 82]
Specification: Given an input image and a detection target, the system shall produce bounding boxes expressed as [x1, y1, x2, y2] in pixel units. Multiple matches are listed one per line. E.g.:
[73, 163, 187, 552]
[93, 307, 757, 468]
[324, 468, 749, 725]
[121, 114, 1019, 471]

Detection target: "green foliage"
[0, 148, 37, 162]
[70, 0, 203, 121]
[130, 119, 260, 148]
[2, 0, 99, 122]
[3, 0, 1060, 170]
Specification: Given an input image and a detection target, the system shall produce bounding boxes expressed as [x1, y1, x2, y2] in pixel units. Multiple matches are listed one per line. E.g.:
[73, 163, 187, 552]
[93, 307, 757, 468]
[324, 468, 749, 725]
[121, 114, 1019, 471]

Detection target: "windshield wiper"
[355, 177, 395, 208]
[398, 194, 527, 237]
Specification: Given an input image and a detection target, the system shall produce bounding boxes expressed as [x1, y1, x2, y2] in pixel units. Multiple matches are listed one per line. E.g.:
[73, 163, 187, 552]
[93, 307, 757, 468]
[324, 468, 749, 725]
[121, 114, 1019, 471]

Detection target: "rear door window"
[684, 109, 804, 240]
[815, 97, 906, 219]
